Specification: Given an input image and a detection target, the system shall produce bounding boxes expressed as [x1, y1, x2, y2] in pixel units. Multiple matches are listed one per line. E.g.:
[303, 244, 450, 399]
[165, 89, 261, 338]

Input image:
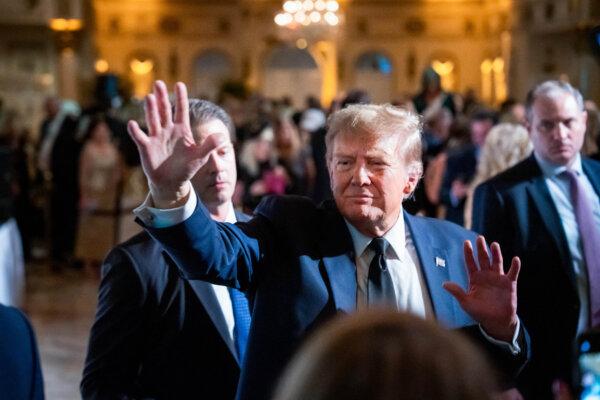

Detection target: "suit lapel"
[318, 201, 357, 314]
[525, 157, 576, 286]
[404, 213, 455, 326]
[187, 276, 240, 364]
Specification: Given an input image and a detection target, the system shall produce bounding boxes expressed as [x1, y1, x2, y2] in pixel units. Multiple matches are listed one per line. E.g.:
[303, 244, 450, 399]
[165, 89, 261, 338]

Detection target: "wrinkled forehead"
[332, 129, 401, 156]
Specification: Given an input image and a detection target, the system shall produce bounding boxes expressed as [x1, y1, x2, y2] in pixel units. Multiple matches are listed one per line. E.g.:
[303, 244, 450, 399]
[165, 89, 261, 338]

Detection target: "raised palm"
[127, 81, 224, 205]
[443, 236, 521, 342]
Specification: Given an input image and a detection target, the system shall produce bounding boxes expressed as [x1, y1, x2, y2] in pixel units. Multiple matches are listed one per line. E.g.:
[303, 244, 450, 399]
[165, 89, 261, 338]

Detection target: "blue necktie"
[228, 288, 251, 362]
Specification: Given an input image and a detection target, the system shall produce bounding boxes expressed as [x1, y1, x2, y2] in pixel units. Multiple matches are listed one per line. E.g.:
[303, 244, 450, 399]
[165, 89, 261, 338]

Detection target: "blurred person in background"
[412, 67, 457, 116]
[0, 126, 25, 307]
[423, 115, 471, 218]
[440, 109, 497, 225]
[75, 117, 122, 271]
[274, 310, 498, 400]
[499, 99, 527, 126]
[463, 123, 532, 229]
[273, 114, 314, 196]
[582, 101, 599, 160]
[37, 97, 82, 270]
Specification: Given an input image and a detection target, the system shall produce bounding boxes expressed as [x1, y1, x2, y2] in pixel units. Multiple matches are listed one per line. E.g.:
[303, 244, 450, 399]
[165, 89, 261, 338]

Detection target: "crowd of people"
[0, 67, 599, 400]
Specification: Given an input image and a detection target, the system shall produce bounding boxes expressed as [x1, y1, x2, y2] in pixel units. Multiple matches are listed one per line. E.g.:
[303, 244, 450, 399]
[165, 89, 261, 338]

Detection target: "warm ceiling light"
[130, 59, 154, 75]
[95, 59, 109, 73]
[49, 18, 83, 32]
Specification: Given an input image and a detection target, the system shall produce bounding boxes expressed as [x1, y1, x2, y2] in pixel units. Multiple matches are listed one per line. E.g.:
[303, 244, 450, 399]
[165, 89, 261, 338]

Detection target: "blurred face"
[528, 92, 586, 166]
[190, 119, 237, 208]
[91, 122, 111, 144]
[329, 132, 417, 236]
[470, 119, 493, 147]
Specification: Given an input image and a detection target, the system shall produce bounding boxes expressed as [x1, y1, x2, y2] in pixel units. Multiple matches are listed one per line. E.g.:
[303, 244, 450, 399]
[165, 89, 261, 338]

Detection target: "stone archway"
[353, 51, 394, 103]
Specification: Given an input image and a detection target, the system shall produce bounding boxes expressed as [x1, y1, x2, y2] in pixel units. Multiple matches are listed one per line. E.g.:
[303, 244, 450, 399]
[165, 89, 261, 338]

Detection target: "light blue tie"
[228, 288, 251, 362]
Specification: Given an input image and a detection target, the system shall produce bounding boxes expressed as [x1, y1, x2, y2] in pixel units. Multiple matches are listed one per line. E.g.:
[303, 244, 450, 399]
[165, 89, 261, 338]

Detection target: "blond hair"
[326, 104, 423, 179]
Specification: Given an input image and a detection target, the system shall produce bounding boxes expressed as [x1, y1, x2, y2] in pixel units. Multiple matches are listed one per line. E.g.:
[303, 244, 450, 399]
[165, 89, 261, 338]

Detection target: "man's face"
[329, 132, 417, 236]
[190, 119, 237, 207]
[470, 119, 493, 147]
[528, 92, 587, 166]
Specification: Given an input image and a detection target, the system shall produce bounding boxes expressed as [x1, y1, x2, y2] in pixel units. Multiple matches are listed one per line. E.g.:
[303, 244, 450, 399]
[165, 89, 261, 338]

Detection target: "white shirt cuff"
[133, 189, 197, 228]
[479, 319, 521, 355]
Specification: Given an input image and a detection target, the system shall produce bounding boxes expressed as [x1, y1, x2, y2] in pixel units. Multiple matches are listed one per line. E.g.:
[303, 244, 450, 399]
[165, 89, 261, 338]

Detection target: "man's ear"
[403, 172, 419, 195]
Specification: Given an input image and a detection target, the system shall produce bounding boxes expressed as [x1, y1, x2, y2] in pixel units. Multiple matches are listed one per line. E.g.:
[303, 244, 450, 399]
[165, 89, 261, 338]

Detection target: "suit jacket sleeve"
[80, 247, 149, 400]
[143, 198, 273, 291]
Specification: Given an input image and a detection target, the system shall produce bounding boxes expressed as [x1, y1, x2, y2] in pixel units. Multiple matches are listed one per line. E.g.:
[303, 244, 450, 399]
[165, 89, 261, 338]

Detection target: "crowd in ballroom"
[0, 66, 600, 400]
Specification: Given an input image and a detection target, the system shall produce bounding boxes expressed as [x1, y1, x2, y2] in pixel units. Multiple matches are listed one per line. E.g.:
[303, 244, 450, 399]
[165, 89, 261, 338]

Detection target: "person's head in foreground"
[273, 310, 498, 400]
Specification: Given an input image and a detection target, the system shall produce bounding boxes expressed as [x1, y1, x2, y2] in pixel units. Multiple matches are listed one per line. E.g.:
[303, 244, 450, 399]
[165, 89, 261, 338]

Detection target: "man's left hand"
[443, 236, 521, 342]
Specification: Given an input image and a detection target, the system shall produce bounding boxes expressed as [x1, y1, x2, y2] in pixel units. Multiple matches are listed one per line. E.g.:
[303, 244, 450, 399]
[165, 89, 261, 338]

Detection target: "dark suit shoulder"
[478, 155, 539, 192]
[254, 195, 319, 226]
[0, 304, 31, 334]
[104, 231, 172, 286]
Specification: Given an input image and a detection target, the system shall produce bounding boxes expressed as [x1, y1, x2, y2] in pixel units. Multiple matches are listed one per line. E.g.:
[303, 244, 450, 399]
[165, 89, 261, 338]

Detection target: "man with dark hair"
[81, 99, 250, 399]
[473, 80, 600, 398]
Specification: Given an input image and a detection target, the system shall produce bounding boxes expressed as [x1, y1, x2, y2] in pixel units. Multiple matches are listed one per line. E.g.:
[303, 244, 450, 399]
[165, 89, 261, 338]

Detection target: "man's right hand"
[127, 80, 226, 209]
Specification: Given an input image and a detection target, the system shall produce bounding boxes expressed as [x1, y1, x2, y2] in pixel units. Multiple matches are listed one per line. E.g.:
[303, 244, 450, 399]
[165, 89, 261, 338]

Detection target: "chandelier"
[274, 0, 341, 29]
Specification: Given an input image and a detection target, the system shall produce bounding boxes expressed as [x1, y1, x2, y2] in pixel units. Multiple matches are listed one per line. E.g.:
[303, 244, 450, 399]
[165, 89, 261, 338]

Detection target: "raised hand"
[127, 80, 226, 208]
[443, 236, 521, 342]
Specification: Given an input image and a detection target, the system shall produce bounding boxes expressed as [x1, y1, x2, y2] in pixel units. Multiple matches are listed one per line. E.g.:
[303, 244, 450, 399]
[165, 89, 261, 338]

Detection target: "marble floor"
[24, 263, 100, 400]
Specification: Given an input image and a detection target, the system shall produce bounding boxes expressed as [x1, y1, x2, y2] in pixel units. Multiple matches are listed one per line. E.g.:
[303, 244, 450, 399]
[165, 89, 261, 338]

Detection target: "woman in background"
[75, 117, 122, 270]
[463, 123, 532, 229]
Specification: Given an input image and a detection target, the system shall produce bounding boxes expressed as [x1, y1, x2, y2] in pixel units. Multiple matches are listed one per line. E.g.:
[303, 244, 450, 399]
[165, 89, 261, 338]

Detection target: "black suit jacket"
[472, 155, 600, 399]
[81, 212, 250, 399]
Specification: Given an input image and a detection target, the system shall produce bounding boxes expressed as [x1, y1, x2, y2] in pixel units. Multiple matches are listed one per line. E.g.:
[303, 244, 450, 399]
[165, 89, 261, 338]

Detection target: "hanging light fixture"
[275, 0, 341, 29]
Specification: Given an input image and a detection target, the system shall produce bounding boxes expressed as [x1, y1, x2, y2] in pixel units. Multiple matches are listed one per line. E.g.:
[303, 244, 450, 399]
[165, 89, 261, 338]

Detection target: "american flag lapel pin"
[435, 256, 446, 268]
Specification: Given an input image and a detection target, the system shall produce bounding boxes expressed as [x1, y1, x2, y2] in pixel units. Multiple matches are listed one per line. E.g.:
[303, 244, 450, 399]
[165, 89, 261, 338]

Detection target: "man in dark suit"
[128, 81, 528, 400]
[81, 99, 251, 399]
[0, 304, 44, 399]
[473, 80, 600, 399]
[440, 110, 496, 225]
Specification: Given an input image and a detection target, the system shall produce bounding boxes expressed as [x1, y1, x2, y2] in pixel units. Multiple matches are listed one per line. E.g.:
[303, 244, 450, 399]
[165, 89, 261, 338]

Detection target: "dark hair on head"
[341, 90, 371, 109]
[470, 108, 498, 125]
[525, 80, 584, 121]
[186, 99, 235, 141]
[84, 114, 110, 141]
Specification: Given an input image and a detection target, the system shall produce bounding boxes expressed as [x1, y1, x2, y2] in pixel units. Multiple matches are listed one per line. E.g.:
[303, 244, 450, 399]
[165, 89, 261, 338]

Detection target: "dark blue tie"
[228, 288, 251, 362]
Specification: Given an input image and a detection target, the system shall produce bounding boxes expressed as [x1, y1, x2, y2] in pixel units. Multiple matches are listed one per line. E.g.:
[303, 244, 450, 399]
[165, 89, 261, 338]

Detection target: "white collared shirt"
[535, 152, 600, 333]
[134, 191, 236, 344]
[344, 215, 433, 318]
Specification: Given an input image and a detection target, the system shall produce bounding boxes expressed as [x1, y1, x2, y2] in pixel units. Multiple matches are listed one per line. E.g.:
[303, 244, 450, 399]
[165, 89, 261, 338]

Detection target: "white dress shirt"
[345, 215, 433, 318]
[535, 152, 600, 334]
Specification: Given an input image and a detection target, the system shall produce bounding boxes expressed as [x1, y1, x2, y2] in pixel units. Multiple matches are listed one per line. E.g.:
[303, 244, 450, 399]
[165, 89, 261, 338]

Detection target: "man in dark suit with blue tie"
[128, 81, 529, 400]
[473, 80, 600, 399]
[81, 99, 251, 399]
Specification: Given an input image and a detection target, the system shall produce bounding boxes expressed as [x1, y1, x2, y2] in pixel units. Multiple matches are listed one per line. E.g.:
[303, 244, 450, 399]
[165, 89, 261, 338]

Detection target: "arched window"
[193, 49, 234, 101]
[353, 51, 394, 103]
[262, 45, 321, 107]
